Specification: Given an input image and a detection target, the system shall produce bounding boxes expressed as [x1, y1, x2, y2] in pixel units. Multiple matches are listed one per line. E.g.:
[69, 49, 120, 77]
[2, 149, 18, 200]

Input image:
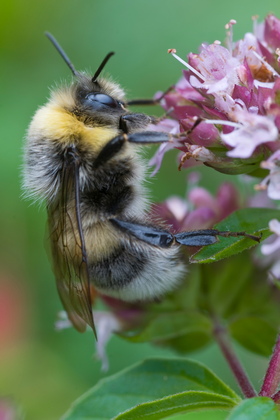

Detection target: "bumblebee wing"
[47, 147, 96, 336]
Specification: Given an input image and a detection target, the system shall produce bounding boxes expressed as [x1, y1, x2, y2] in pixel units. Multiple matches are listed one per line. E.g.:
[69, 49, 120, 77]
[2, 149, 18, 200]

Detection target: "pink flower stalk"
[151, 15, 280, 182]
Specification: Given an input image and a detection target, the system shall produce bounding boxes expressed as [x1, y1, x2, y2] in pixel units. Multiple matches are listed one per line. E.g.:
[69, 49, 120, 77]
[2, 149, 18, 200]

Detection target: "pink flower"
[56, 309, 122, 371]
[261, 219, 280, 255]
[257, 149, 280, 199]
[151, 178, 239, 232]
[148, 119, 181, 176]
[264, 14, 280, 50]
[0, 399, 18, 420]
[93, 311, 122, 371]
[188, 44, 240, 95]
[261, 219, 280, 282]
[151, 15, 280, 193]
[221, 110, 278, 158]
[0, 276, 28, 351]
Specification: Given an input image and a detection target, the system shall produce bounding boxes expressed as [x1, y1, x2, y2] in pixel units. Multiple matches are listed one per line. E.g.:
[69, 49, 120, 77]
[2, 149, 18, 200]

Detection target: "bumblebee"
[23, 34, 258, 336]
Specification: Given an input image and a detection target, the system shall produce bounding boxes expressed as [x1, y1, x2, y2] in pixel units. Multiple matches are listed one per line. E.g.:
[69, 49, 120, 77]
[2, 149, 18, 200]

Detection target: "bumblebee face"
[72, 75, 127, 127]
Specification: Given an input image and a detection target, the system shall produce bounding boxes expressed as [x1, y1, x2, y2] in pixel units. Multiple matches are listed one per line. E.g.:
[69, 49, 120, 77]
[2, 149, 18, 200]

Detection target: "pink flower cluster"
[150, 14, 280, 283]
[151, 176, 239, 232]
[152, 15, 280, 200]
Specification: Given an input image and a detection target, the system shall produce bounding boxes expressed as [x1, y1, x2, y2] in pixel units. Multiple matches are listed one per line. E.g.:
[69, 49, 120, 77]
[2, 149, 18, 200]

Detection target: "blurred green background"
[1, 0, 280, 419]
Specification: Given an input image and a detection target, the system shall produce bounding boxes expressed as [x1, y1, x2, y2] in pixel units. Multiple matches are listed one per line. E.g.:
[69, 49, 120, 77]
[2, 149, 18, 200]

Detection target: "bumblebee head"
[45, 32, 127, 125]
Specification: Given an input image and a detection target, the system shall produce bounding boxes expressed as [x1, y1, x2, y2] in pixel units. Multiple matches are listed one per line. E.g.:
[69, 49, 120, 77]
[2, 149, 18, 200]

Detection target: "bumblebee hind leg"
[110, 218, 260, 248]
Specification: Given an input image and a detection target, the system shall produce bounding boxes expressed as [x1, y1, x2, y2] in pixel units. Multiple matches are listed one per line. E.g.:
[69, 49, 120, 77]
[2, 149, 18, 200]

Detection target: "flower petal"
[222, 112, 278, 158]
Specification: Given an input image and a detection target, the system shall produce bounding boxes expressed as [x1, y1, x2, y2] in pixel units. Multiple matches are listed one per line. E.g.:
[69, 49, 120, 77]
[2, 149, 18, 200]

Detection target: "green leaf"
[158, 331, 213, 354]
[204, 147, 267, 175]
[120, 311, 213, 353]
[120, 311, 212, 343]
[199, 253, 254, 318]
[191, 208, 280, 263]
[196, 249, 280, 323]
[229, 317, 278, 357]
[227, 397, 279, 420]
[62, 358, 240, 420]
[115, 391, 237, 420]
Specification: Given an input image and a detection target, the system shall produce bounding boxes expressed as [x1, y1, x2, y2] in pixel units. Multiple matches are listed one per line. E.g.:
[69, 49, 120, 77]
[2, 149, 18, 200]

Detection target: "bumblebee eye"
[85, 93, 119, 109]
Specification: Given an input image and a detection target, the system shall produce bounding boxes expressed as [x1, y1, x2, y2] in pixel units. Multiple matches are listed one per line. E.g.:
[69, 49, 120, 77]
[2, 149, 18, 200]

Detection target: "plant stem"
[272, 390, 280, 403]
[259, 333, 280, 397]
[213, 321, 257, 398]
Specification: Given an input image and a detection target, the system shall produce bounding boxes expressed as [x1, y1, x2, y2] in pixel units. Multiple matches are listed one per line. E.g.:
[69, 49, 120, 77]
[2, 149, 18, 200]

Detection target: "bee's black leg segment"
[94, 135, 126, 168]
[174, 229, 220, 246]
[119, 114, 154, 133]
[127, 131, 171, 144]
[119, 115, 129, 133]
[175, 229, 261, 246]
[95, 130, 171, 168]
[110, 218, 174, 248]
[126, 86, 174, 106]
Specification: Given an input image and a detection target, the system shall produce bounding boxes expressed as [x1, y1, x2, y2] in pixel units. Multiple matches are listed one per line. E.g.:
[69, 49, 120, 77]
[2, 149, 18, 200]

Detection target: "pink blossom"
[149, 141, 178, 176]
[151, 14, 280, 195]
[261, 219, 280, 282]
[188, 44, 240, 94]
[261, 219, 280, 255]
[221, 111, 278, 158]
[165, 196, 189, 221]
[151, 179, 239, 232]
[264, 14, 280, 50]
[0, 399, 18, 420]
[258, 149, 280, 199]
[93, 311, 122, 371]
[56, 309, 122, 371]
[270, 260, 280, 280]
[148, 118, 181, 175]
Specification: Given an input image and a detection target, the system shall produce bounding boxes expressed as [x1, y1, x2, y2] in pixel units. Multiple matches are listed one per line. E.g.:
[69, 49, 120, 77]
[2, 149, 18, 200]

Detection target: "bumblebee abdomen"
[89, 238, 185, 301]
[90, 245, 147, 290]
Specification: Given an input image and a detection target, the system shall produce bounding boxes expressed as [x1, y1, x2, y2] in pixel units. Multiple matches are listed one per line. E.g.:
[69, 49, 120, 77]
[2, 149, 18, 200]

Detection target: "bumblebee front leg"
[94, 130, 172, 168]
[119, 114, 156, 133]
[110, 219, 260, 248]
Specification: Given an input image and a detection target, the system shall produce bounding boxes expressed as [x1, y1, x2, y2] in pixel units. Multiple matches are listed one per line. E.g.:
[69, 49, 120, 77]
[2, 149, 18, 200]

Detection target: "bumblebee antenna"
[45, 32, 79, 77]
[92, 52, 115, 83]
